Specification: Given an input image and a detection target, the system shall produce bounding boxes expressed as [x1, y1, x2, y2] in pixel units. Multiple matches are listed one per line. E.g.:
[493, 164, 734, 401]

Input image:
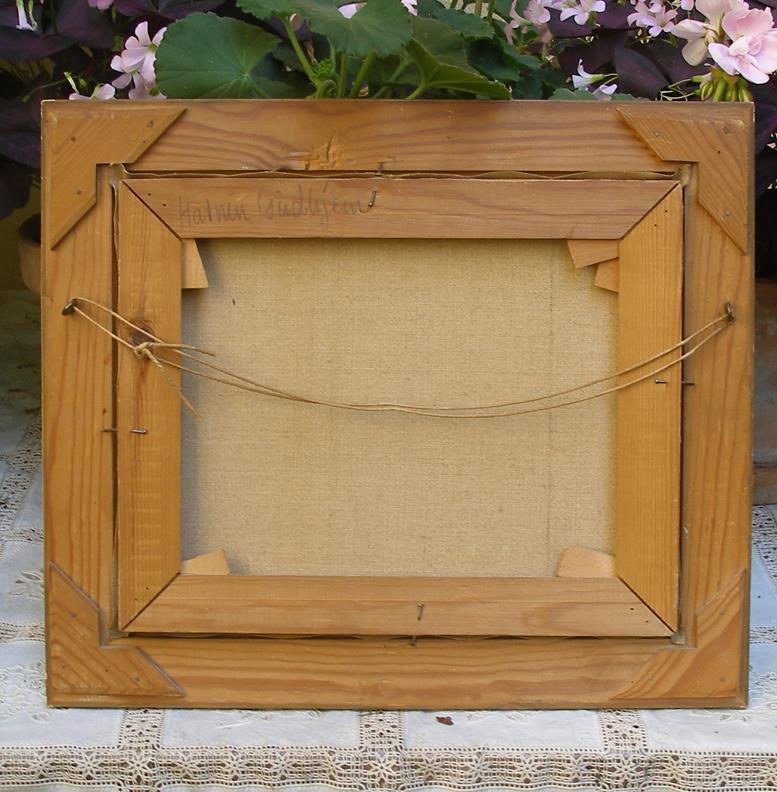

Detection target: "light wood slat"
[181, 550, 230, 575]
[125, 575, 670, 637]
[128, 178, 675, 240]
[594, 259, 619, 292]
[181, 239, 208, 289]
[116, 186, 182, 629]
[556, 546, 616, 578]
[567, 239, 619, 268]
[128, 100, 671, 175]
[108, 634, 675, 710]
[679, 202, 753, 637]
[42, 170, 114, 616]
[616, 186, 683, 630]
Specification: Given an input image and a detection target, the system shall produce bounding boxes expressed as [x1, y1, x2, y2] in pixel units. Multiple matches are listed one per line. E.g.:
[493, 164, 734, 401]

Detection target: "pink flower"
[127, 75, 166, 100]
[680, 0, 694, 10]
[572, 60, 602, 88]
[593, 81, 618, 99]
[627, 0, 677, 36]
[708, 7, 777, 82]
[557, 0, 605, 25]
[69, 84, 116, 101]
[15, 0, 35, 30]
[87, 0, 113, 8]
[504, 0, 551, 41]
[340, 0, 414, 13]
[570, 60, 618, 98]
[111, 22, 167, 99]
[673, 0, 747, 65]
[111, 22, 165, 87]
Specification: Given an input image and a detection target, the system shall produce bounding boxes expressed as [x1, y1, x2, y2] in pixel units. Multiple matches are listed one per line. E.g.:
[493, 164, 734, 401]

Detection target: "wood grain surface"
[125, 575, 671, 637]
[616, 187, 684, 630]
[116, 186, 183, 629]
[41, 101, 752, 709]
[128, 177, 675, 240]
[41, 102, 182, 247]
[47, 564, 182, 704]
[618, 103, 751, 251]
[42, 169, 115, 623]
[129, 100, 672, 175]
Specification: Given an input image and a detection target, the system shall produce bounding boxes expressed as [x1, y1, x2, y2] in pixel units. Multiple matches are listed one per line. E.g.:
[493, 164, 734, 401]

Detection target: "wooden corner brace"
[42, 103, 184, 248]
[617, 104, 752, 252]
[46, 563, 182, 704]
[614, 572, 748, 705]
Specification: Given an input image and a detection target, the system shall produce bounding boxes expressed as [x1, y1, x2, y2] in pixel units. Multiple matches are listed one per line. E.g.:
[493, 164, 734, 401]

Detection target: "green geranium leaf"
[257, 56, 313, 96]
[551, 87, 636, 100]
[492, 0, 518, 20]
[468, 38, 538, 82]
[405, 23, 511, 98]
[415, 0, 494, 39]
[550, 88, 598, 100]
[300, 0, 412, 57]
[411, 16, 471, 68]
[237, 0, 297, 19]
[433, 7, 494, 39]
[156, 13, 283, 98]
[415, 0, 439, 15]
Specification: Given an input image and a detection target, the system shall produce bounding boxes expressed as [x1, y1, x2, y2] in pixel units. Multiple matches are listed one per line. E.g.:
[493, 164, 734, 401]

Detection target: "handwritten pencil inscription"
[177, 184, 369, 228]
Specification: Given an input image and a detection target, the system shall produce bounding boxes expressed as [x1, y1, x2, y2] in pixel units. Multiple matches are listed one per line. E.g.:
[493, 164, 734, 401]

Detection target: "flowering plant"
[0, 0, 223, 217]
[154, 0, 777, 206]
[1, 0, 776, 233]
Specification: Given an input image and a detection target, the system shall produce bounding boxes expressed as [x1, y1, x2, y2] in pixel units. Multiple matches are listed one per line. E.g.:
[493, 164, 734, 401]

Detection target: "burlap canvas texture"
[181, 238, 617, 576]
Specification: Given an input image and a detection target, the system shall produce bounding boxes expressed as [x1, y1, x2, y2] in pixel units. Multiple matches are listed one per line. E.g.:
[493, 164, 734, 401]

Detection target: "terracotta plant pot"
[17, 216, 40, 295]
[755, 279, 777, 504]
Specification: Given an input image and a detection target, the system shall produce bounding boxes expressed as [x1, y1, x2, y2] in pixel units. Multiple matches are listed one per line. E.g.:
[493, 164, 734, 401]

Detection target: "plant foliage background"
[1, 0, 776, 273]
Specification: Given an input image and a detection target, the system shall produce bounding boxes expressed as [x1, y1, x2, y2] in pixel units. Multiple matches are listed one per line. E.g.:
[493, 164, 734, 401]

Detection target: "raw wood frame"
[42, 100, 753, 709]
[116, 177, 680, 637]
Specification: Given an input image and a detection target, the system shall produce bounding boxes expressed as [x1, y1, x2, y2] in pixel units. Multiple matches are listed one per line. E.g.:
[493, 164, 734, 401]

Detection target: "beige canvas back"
[180, 238, 617, 576]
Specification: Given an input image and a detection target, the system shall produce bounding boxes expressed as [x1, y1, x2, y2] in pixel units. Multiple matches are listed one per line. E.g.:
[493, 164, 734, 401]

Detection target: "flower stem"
[405, 82, 427, 100]
[372, 59, 411, 99]
[283, 18, 318, 86]
[337, 53, 349, 98]
[349, 51, 376, 98]
[474, 0, 483, 15]
[486, 0, 495, 20]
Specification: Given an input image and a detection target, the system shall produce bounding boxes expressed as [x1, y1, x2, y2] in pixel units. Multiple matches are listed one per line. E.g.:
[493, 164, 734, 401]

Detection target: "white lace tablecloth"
[1, 289, 777, 792]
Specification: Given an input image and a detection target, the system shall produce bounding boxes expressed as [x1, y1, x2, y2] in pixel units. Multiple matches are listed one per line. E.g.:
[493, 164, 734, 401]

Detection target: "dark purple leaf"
[557, 29, 627, 75]
[547, 9, 591, 37]
[52, 0, 114, 48]
[0, 28, 72, 61]
[0, 160, 32, 219]
[593, 3, 632, 29]
[0, 131, 39, 168]
[755, 186, 777, 277]
[158, 0, 225, 16]
[644, 37, 706, 83]
[0, 99, 39, 131]
[113, 0, 157, 14]
[756, 146, 777, 197]
[614, 45, 668, 98]
[114, 0, 224, 18]
[752, 82, 777, 153]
